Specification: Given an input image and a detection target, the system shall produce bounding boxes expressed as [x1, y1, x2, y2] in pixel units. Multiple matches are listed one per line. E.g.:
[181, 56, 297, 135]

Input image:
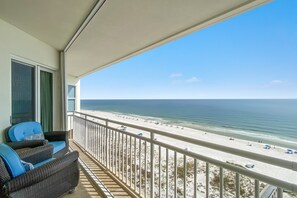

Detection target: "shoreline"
[181, 123, 297, 150]
[80, 109, 297, 187]
[81, 109, 297, 155]
[82, 108, 297, 150]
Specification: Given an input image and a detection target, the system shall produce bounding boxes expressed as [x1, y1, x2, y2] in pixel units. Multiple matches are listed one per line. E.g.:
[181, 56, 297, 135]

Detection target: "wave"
[89, 109, 297, 149]
[81, 99, 297, 150]
[173, 120, 297, 149]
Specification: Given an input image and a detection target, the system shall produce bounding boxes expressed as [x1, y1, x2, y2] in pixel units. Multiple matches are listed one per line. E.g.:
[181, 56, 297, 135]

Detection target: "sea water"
[81, 99, 297, 149]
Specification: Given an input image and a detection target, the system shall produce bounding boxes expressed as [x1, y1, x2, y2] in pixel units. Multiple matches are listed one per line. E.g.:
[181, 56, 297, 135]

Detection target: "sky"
[81, 0, 297, 99]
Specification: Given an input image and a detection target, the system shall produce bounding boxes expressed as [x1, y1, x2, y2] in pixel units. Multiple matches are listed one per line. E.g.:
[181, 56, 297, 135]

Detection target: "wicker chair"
[6, 141, 54, 165]
[0, 143, 79, 198]
[6, 122, 69, 158]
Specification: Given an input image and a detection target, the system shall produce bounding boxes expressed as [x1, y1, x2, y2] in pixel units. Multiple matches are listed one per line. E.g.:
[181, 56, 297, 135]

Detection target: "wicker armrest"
[6, 140, 48, 150]
[44, 131, 68, 142]
[5, 151, 79, 193]
[17, 144, 54, 165]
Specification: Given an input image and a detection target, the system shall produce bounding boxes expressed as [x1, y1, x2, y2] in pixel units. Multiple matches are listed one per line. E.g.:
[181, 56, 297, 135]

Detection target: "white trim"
[10, 54, 57, 71]
[11, 58, 35, 68]
[60, 51, 67, 130]
[35, 64, 38, 122]
[37, 67, 55, 125]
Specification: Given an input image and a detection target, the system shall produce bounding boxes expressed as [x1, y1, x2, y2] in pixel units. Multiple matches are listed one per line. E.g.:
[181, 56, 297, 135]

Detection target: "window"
[68, 85, 76, 112]
[11, 60, 35, 124]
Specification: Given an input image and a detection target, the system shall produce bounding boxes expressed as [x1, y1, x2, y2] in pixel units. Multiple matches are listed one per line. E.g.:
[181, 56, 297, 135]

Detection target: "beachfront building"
[0, 0, 296, 197]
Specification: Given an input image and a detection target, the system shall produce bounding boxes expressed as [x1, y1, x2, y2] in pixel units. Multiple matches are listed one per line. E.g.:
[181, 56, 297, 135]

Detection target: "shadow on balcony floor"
[68, 140, 134, 198]
[62, 170, 103, 198]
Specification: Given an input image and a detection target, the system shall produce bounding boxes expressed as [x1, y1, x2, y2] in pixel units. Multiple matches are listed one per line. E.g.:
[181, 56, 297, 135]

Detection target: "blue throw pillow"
[24, 133, 45, 140]
[21, 160, 35, 171]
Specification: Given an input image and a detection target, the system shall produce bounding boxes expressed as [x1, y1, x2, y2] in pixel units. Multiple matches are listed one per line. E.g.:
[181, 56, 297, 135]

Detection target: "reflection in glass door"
[11, 60, 35, 125]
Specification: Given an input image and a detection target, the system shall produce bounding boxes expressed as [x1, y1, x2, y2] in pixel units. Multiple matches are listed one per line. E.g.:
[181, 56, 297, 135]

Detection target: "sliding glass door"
[11, 60, 54, 131]
[11, 61, 36, 125]
[40, 70, 53, 132]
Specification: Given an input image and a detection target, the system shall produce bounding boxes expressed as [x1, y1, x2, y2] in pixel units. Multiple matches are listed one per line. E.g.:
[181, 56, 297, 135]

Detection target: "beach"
[81, 109, 297, 197]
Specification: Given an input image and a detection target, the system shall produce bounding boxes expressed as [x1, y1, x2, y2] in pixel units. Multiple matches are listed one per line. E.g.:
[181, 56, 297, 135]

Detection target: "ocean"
[81, 99, 297, 149]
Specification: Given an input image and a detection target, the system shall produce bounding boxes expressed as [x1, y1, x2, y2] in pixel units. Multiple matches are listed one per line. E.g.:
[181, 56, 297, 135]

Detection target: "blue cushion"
[8, 122, 43, 141]
[0, 144, 26, 177]
[34, 158, 55, 168]
[48, 141, 66, 154]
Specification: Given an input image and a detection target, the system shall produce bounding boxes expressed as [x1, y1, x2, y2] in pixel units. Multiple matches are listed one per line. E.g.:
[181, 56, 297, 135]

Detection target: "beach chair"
[286, 149, 293, 154]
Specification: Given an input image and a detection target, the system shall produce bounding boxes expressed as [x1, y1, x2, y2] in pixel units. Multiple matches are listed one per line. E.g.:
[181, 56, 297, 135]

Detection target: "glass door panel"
[40, 70, 53, 132]
[11, 61, 35, 125]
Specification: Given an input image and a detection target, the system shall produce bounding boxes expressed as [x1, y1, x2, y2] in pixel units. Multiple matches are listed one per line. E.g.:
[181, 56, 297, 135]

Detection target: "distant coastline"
[81, 99, 297, 149]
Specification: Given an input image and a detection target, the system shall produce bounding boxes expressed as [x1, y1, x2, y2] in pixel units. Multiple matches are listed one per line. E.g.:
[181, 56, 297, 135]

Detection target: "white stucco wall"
[0, 19, 60, 142]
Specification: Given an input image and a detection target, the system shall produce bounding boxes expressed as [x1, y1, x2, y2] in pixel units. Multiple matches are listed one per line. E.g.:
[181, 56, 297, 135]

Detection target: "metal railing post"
[206, 163, 209, 197]
[72, 115, 76, 141]
[150, 132, 155, 198]
[105, 119, 109, 167]
[220, 167, 224, 198]
[277, 187, 283, 198]
[84, 115, 88, 149]
[236, 173, 240, 198]
[255, 179, 259, 198]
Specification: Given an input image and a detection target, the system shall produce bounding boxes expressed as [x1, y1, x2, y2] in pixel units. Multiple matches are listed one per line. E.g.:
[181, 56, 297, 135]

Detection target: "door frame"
[10, 55, 55, 125]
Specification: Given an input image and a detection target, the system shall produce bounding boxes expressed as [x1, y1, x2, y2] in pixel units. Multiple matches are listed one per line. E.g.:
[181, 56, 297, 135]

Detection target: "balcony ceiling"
[0, 0, 97, 50]
[0, 0, 269, 78]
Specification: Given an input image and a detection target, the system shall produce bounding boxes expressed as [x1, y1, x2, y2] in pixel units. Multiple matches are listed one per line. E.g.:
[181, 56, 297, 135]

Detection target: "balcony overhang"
[0, 0, 97, 51]
[66, 0, 270, 78]
[0, 0, 270, 78]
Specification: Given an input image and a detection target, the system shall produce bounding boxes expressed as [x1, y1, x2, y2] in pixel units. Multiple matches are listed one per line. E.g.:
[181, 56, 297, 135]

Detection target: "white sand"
[81, 110, 297, 196]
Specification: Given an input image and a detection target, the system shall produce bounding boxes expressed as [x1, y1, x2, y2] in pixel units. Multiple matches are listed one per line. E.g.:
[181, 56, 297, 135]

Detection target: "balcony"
[67, 111, 297, 198]
[2, 1, 293, 197]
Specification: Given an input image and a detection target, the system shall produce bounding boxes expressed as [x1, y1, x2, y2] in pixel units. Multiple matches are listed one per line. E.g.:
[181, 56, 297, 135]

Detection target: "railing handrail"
[74, 111, 297, 172]
[70, 111, 297, 195]
[72, 115, 297, 193]
[96, 123, 297, 192]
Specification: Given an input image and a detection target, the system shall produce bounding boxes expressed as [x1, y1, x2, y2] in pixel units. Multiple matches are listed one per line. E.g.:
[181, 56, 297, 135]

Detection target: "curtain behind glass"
[40, 71, 53, 132]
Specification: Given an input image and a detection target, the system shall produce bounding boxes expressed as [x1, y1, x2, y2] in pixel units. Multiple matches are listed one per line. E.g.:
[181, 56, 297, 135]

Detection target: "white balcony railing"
[67, 111, 297, 198]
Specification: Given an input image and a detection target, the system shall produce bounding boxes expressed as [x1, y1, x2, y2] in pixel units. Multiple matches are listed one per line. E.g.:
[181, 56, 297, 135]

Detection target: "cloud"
[170, 73, 182, 78]
[269, 80, 286, 85]
[185, 77, 200, 83]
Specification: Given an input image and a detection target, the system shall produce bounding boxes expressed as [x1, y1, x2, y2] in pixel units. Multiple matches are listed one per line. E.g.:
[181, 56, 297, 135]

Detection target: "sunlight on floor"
[62, 171, 102, 198]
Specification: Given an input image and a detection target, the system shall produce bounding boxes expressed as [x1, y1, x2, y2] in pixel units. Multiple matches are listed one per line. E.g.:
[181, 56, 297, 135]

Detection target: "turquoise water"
[81, 99, 297, 149]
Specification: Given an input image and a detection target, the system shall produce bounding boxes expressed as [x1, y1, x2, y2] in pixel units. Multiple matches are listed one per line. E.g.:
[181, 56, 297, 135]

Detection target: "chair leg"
[68, 188, 76, 194]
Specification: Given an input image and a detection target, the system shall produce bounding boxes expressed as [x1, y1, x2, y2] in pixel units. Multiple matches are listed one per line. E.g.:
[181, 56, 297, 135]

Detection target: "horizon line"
[80, 98, 297, 100]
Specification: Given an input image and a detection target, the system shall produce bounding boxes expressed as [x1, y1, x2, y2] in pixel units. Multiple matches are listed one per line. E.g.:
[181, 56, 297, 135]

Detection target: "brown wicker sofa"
[0, 143, 79, 198]
[6, 140, 54, 165]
